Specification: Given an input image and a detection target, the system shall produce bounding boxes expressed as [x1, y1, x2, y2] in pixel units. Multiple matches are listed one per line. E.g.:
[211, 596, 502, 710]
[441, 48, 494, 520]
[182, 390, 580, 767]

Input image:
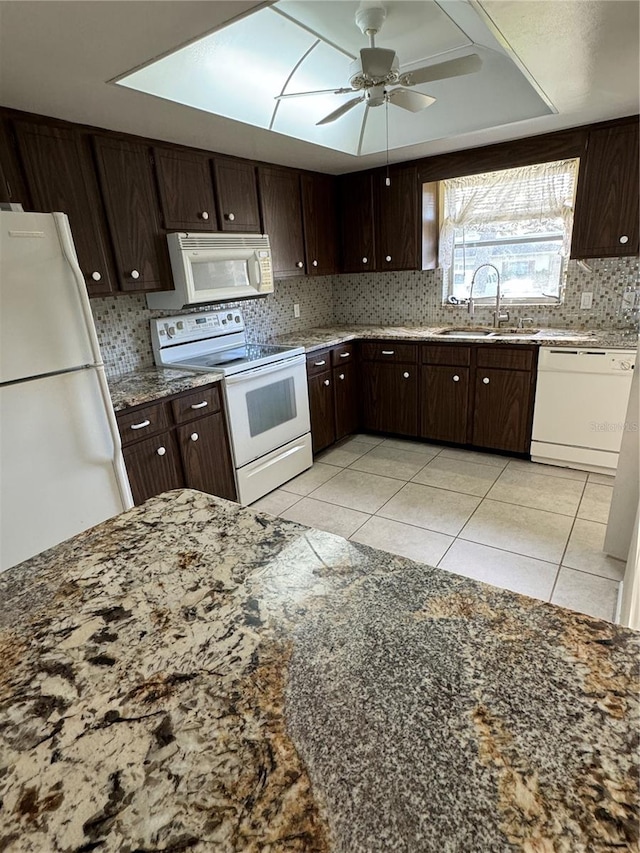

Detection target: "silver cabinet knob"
[156, 446, 166, 456]
[130, 269, 140, 280]
[453, 375, 460, 382]
[385, 255, 392, 262]
[91, 271, 102, 282]
[200, 211, 209, 220]
[296, 261, 304, 268]
[483, 377, 490, 384]
[225, 213, 235, 221]
[323, 379, 330, 386]
[362, 257, 368, 264]
[620, 235, 629, 244]
[403, 372, 410, 378]
[190, 432, 199, 442]
[339, 373, 345, 380]
[312, 260, 318, 267]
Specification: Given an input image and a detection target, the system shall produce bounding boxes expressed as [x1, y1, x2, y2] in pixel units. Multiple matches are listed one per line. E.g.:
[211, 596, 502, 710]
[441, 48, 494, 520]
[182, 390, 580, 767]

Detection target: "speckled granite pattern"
[108, 367, 223, 412]
[271, 325, 638, 353]
[0, 489, 638, 852]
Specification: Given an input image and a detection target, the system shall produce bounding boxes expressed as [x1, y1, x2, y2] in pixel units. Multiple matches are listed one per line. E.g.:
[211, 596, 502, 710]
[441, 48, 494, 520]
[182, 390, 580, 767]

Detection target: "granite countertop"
[108, 367, 224, 412]
[0, 488, 637, 852]
[271, 325, 639, 354]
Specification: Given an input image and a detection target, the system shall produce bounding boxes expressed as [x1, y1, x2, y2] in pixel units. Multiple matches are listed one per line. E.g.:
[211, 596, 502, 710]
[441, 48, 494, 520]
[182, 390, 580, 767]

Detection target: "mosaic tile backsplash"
[92, 256, 639, 378]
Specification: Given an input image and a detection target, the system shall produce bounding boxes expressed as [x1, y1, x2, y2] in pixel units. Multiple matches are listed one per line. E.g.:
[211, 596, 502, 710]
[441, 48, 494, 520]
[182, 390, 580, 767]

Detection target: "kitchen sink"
[493, 328, 541, 337]
[434, 328, 495, 337]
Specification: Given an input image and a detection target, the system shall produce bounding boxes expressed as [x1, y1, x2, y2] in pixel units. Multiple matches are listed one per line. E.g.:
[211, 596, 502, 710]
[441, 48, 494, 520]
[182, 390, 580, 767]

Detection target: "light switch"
[294, 303, 300, 318]
[580, 292, 593, 309]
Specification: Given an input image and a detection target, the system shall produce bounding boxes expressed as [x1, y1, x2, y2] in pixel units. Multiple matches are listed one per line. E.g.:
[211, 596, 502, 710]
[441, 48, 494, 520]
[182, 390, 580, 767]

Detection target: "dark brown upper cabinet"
[212, 158, 261, 232]
[153, 147, 217, 231]
[12, 121, 116, 297]
[0, 120, 30, 208]
[375, 165, 421, 271]
[571, 120, 639, 259]
[93, 135, 170, 293]
[301, 172, 339, 276]
[339, 170, 376, 273]
[258, 165, 306, 277]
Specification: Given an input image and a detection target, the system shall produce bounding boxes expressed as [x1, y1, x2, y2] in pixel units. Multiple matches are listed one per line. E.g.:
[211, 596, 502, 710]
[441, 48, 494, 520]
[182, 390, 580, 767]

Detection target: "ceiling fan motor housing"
[349, 53, 399, 89]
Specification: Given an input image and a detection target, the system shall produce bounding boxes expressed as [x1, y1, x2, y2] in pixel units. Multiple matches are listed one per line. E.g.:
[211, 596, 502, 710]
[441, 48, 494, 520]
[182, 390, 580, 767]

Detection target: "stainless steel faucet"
[468, 263, 510, 327]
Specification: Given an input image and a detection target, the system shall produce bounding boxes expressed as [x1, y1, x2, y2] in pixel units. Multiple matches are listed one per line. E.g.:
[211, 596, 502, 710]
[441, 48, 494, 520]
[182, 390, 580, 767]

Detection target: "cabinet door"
[376, 165, 420, 271]
[360, 362, 418, 436]
[177, 413, 237, 501]
[154, 147, 217, 231]
[571, 122, 640, 258]
[123, 430, 184, 505]
[339, 171, 376, 273]
[421, 365, 469, 444]
[14, 121, 116, 296]
[212, 158, 261, 232]
[93, 136, 170, 292]
[333, 362, 359, 441]
[307, 371, 336, 453]
[258, 166, 306, 277]
[472, 368, 532, 453]
[0, 120, 30, 207]
[301, 173, 339, 276]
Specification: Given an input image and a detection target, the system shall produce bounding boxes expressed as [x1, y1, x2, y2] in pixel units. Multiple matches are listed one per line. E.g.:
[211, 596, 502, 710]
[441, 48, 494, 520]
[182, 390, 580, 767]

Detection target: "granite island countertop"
[271, 325, 638, 354]
[108, 367, 224, 412]
[0, 489, 638, 852]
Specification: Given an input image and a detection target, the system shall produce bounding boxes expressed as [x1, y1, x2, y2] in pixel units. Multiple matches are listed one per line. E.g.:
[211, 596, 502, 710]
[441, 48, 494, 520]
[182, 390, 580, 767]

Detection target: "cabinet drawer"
[360, 341, 418, 363]
[117, 402, 171, 445]
[422, 345, 471, 366]
[331, 343, 355, 366]
[306, 350, 332, 376]
[476, 347, 534, 372]
[171, 384, 221, 424]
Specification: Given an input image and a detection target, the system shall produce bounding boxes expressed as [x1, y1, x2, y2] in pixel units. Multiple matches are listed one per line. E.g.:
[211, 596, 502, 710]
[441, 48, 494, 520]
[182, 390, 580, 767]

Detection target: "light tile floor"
[251, 434, 624, 622]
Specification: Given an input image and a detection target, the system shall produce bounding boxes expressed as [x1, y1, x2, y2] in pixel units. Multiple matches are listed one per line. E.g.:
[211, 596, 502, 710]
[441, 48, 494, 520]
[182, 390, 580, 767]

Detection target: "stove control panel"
[152, 310, 244, 345]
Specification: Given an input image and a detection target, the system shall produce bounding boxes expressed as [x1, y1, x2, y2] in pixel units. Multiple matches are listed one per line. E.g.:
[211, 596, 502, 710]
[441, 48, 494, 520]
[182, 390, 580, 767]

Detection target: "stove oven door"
[223, 354, 311, 468]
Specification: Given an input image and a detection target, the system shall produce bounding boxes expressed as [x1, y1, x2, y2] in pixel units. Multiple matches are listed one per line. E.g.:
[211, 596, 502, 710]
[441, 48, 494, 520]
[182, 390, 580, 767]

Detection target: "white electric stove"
[151, 310, 312, 505]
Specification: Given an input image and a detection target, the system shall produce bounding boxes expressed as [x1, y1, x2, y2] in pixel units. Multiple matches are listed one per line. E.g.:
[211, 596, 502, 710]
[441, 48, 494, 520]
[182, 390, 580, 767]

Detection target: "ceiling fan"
[275, 1, 483, 126]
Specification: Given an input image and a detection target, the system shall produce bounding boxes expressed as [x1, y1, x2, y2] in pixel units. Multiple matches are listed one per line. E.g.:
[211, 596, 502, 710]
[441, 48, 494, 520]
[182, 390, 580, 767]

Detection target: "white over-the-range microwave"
[146, 232, 274, 310]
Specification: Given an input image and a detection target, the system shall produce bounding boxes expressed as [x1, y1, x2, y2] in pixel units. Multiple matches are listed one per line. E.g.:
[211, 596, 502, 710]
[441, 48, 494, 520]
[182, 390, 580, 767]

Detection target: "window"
[439, 159, 579, 304]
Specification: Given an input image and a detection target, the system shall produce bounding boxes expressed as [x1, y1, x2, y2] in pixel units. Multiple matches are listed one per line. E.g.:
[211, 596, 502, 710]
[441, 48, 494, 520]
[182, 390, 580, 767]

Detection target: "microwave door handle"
[225, 354, 305, 385]
[251, 256, 262, 289]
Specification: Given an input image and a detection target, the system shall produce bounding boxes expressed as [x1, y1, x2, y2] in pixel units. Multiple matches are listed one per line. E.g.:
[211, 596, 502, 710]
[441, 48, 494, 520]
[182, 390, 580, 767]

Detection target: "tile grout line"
[547, 477, 590, 602]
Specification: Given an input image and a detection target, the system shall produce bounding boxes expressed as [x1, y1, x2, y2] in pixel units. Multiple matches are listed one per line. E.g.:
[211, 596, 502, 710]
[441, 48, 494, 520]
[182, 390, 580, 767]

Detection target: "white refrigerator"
[0, 211, 133, 572]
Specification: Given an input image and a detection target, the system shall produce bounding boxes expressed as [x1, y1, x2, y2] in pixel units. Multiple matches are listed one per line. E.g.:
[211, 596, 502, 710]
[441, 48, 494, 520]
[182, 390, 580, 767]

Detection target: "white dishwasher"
[531, 347, 637, 473]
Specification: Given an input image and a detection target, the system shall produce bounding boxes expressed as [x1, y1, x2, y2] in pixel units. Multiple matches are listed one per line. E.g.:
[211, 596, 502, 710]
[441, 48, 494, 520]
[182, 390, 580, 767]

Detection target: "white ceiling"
[0, 1, 638, 174]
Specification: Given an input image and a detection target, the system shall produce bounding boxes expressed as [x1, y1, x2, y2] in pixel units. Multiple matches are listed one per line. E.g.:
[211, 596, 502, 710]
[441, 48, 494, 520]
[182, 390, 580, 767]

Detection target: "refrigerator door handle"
[53, 213, 105, 368]
[53, 213, 134, 511]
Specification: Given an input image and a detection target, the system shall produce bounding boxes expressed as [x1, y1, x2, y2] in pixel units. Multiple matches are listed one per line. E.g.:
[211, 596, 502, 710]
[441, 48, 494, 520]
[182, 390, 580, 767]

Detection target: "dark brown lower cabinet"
[472, 367, 533, 453]
[118, 383, 237, 505]
[361, 362, 418, 436]
[176, 413, 236, 501]
[308, 371, 336, 453]
[123, 431, 184, 505]
[333, 363, 359, 441]
[421, 365, 469, 444]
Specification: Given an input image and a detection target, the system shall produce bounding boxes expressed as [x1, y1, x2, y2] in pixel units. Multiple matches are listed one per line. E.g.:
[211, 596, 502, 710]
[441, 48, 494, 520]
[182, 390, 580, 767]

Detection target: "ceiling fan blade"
[387, 88, 436, 113]
[360, 47, 396, 78]
[316, 95, 365, 126]
[401, 53, 482, 86]
[275, 87, 356, 101]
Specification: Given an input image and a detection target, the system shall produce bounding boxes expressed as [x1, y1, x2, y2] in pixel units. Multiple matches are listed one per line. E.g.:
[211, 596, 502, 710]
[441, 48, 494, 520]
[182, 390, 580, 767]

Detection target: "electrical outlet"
[293, 303, 300, 318]
[580, 292, 593, 309]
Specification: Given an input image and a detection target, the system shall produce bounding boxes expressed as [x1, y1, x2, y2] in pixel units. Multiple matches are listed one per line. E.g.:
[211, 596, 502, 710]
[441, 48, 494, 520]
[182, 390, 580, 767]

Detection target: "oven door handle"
[224, 354, 306, 385]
